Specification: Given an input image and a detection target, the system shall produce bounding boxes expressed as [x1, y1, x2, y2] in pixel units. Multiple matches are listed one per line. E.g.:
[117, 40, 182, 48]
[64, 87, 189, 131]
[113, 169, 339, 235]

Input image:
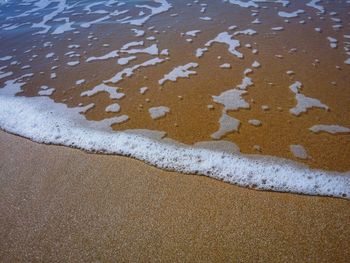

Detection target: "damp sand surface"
[0, 131, 350, 262]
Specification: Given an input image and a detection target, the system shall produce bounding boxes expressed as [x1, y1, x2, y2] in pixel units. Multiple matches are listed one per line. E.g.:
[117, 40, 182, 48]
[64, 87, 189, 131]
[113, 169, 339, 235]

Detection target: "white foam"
[52, 17, 74, 35]
[212, 89, 249, 111]
[306, 0, 325, 13]
[227, 0, 258, 8]
[271, 27, 284, 31]
[139, 87, 148, 94]
[105, 103, 121, 113]
[0, 71, 13, 80]
[290, 145, 308, 159]
[185, 30, 201, 37]
[327, 37, 338, 49]
[211, 112, 240, 139]
[67, 61, 80, 67]
[233, 29, 257, 36]
[46, 52, 55, 59]
[121, 0, 172, 26]
[81, 84, 125, 99]
[117, 56, 136, 65]
[75, 79, 85, 85]
[148, 106, 170, 119]
[0, 56, 12, 61]
[195, 48, 208, 58]
[122, 44, 159, 55]
[220, 63, 231, 69]
[121, 41, 144, 50]
[248, 119, 261, 126]
[309, 125, 350, 134]
[278, 10, 304, 18]
[106, 57, 165, 84]
[237, 76, 253, 90]
[86, 50, 119, 62]
[205, 32, 242, 59]
[252, 61, 260, 68]
[289, 81, 328, 116]
[199, 16, 212, 21]
[131, 28, 145, 37]
[159, 62, 198, 85]
[38, 86, 55, 96]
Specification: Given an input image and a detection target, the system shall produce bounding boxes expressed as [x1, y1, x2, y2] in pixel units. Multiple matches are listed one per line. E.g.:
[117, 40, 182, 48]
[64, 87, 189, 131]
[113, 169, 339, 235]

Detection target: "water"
[0, 0, 349, 198]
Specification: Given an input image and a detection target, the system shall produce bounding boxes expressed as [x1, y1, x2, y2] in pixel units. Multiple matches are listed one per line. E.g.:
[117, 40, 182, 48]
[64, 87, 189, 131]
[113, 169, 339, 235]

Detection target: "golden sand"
[0, 130, 349, 262]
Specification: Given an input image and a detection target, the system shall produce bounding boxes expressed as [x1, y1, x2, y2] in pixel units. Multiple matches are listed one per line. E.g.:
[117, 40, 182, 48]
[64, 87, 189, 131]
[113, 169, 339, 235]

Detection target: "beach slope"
[0, 131, 349, 262]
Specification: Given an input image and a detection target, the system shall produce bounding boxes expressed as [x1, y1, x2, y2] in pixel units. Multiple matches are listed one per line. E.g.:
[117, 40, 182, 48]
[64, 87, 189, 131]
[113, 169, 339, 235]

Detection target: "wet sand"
[1, 130, 349, 262]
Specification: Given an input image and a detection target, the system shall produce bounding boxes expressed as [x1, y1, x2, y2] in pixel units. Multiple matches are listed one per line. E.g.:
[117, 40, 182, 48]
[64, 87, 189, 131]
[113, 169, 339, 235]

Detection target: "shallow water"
[0, 0, 349, 198]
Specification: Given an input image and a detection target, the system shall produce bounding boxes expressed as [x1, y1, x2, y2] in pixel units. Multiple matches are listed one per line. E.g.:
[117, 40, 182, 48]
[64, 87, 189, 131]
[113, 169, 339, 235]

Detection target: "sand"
[0, 130, 349, 262]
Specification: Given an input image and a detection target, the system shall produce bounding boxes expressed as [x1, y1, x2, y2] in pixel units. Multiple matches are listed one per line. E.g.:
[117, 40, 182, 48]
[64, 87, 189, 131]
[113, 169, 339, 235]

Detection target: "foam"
[205, 32, 242, 59]
[199, 16, 212, 21]
[121, 44, 159, 55]
[105, 103, 120, 113]
[289, 81, 328, 116]
[327, 37, 338, 49]
[227, 0, 258, 8]
[131, 29, 145, 37]
[117, 56, 136, 65]
[211, 112, 240, 139]
[86, 50, 119, 62]
[271, 27, 284, 31]
[139, 87, 148, 94]
[81, 84, 125, 99]
[248, 119, 261, 126]
[121, 0, 172, 26]
[290, 144, 308, 159]
[220, 63, 231, 69]
[0, 56, 12, 61]
[185, 30, 201, 37]
[76, 79, 85, 85]
[252, 61, 260, 68]
[233, 29, 257, 36]
[106, 57, 165, 84]
[52, 17, 74, 35]
[212, 89, 249, 111]
[306, 0, 325, 13]
[278, 10, 304, 18]
[148, 106, 170, 119]
[237, 76, 253, 90]
[195, 48, 208, 58]
[158, 63, 198, 85]
[0, 71, 13, 80]
[46, 52, 55, 59]
[309, 125, 350, 134]
[31, 0, 67, 34]
[38, 86, 55, 96]
[0, 79, 349, 199]
[67, 61, 80, 67]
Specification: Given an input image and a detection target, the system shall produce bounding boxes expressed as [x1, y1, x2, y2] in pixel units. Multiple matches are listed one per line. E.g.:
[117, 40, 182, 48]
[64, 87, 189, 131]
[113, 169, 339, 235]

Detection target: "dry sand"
[0, 130, 349, 262]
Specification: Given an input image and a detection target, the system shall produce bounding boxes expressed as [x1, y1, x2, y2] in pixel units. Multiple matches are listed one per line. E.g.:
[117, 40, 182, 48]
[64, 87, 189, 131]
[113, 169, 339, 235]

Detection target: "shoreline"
[1, 130, 349, 262]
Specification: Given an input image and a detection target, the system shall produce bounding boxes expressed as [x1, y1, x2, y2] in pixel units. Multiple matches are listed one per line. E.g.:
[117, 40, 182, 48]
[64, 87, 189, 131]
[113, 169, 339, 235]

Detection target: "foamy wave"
[0, 80, 349, 199]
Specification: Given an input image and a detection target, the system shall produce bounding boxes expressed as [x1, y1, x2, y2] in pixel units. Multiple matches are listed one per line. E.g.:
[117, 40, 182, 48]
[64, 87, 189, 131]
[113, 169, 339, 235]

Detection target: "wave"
[0, 78, 349, 199]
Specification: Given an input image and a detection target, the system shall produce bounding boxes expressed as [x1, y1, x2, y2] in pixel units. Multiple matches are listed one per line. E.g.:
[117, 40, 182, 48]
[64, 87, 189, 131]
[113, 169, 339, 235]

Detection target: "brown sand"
[0, 130, 349, 262]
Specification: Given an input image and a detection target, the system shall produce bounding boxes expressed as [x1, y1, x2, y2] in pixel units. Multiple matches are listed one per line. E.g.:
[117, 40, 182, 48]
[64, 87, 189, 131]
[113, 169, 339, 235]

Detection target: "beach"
[1, 0, 350, 260]
[1, 130, 349, 262]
